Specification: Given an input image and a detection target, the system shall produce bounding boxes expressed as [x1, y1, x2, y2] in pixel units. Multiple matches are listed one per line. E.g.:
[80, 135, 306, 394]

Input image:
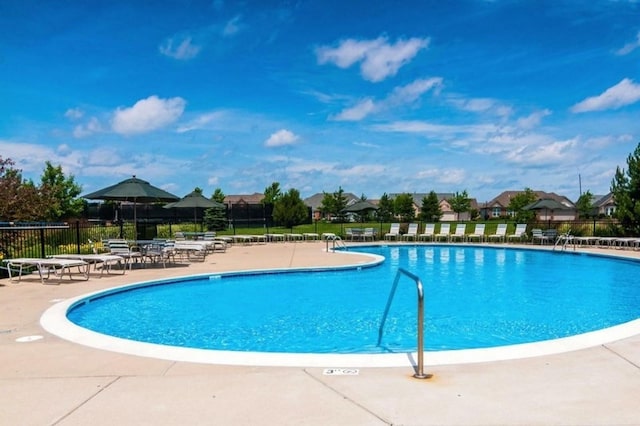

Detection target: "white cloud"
[333, 77, 442, 121]
[570, 78, 640, 113]
[503, 138, 578, 166]
[64, 108, 84, 120]
[159, 36, 202, 60]
[264, 129, 299, 147]
[176, 111, 226, 133]
[73, 117, 102, 138]
[615, 31, 640, 55]
[207, 176, 219, 186]
[447, 95, 513, 117]
[333, 98, 376, 121]
[316, 36, 429, 82]
[516, 109, 551, 129]
[223, 15, 242, 37]
[111, 96, 186, 135]
[417, 167, 466, 185]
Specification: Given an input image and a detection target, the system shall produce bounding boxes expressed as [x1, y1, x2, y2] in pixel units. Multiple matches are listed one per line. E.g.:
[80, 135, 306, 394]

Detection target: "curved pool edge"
[40, 247, 640, 368]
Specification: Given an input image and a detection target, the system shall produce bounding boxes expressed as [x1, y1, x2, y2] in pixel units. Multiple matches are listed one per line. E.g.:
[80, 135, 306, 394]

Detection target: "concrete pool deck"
[1, 241, 640, 425]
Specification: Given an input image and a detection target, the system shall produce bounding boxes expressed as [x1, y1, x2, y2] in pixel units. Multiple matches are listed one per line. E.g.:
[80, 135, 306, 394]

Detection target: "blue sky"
[1, 0, 640, 203]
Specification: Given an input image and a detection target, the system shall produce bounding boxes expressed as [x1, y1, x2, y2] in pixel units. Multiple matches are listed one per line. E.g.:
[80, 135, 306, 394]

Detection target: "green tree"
[611, 142, 640, 235]
[262, 182, 282, 206]
[211, 188, 225, 203]
[448, 190, 471, 221]
[0, 156, 48, 221]
[39, 161, 84, 221]
[376, 193, 394, 222]
[575, 190, 595, 219]
[420, 191, 442, 222]
[319, 186, 349, 222]
[273, 188, 309, 229]
[508, 188, 537, 222]
[394, 193, 415, 222]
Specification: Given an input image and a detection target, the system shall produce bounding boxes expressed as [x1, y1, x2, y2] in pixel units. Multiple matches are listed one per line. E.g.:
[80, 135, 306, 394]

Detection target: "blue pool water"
[67, 246, 640, 354]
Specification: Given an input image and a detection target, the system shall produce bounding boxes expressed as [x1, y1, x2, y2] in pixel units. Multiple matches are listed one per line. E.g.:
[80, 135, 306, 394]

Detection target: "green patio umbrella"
[164, 190, 225, 223]
[83, 175, 180, 237]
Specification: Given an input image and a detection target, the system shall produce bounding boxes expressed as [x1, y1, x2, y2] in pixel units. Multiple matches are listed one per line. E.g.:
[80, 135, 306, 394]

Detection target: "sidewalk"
[1, 242, 639, 425]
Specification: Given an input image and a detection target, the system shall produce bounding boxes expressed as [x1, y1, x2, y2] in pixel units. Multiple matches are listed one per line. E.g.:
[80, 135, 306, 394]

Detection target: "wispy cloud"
[64, 108, 84, 120]
[516, 109, 552, 129]
[73, 117, 102, 138]
[316, 36, 430, 82]
[159, 35, 202, 60]
[264, 129, 299, 147]
[615, 31, 640, 55]
[223, 15, 242, 37]
[571, 78, 640, 112]
[332, 77, 442, 121]
[111, 95, 186, 135]
[447, 96, 513, 117]
[176, 111, 227, 133]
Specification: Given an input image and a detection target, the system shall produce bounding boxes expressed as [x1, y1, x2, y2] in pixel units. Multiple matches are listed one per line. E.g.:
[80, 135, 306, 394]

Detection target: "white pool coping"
[40, 248, 640, 368]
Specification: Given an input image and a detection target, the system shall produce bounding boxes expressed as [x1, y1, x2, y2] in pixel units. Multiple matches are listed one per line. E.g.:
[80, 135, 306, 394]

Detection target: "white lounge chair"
[487, 223, 507, 243]
[403, 223, 419, 241]
[50, 254, 126, 276]
[3, 257, 89, 284]
[466, 223, 485, 243]
[507, 224, 528, 242]
[418, 223, 435, 241]
[434, 223, 451, 242]
[108, 240, 143, 270]
[385, 223, 401, 241]
[450, 223, 467, 242]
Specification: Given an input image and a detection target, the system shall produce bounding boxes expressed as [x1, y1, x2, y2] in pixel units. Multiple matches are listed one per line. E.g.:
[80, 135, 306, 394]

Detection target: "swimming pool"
[52, 245, 640, 366]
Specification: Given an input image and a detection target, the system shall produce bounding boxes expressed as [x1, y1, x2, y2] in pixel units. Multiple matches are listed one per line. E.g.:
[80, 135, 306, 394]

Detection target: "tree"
[0, 156, 48, 221]
[448, 190, 471, 221]
[611, 142, 640, 235]
[319, 186, 349, 222]
[508, 188, 537, 223]
[211, 188, 225, 203]
[376, 193, 394, 222]
[575, 190, 595, 219]
[419, 191, 442, 222]
[262, 182, 282, 206]
[273, 188, 309, 229]
[39, 161, 84, 221]
[394, 193, 415, 222]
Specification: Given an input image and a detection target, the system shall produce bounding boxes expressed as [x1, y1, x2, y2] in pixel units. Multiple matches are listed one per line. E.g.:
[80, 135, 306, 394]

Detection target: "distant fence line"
[0, 219, 627, 265]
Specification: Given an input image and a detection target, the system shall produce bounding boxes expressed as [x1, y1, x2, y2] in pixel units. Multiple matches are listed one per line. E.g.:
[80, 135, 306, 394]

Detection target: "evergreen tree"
[40, 161, 85, 221]
[376, 193, 394, 222]
[508, 188, 537, 222]
[273, 188, 309, 229]
[420, 191, 442, 222]
[211, 188, 225, 203]
[575, 190, 594, 219]
[394, 193, 415, 222]
[611, 142, 640, 235]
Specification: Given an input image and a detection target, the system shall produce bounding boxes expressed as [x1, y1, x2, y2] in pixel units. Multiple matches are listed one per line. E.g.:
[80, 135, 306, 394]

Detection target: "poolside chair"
[487, 223, 507, 243]
[531, 228, 554, 245]
[363, 227, 375, 241]
[384, 223, 401, 241]
[108, 239, 143, 270]
[450, 223, 467, 242]
[466, 223, 485, 243]
[403, 223, 419, 241]
[507, 224, 528, 242]
[418, 223, 435, 241]
[434, 223, 451, 242]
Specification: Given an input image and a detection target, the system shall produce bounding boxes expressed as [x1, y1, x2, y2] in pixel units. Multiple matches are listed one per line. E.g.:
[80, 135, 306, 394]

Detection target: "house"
[481, 190, 576, 220]
[592, 193, 616, 217]
[304, 192, 360, 221]
[389, 193, 479, 221]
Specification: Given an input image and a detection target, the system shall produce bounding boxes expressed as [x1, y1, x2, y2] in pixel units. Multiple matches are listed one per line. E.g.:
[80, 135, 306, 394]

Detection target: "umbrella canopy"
[342, 200, 379, 213]
[83, 175, 180, 237]
[523, 198, 569, 211]
[164, 190, 225, 223]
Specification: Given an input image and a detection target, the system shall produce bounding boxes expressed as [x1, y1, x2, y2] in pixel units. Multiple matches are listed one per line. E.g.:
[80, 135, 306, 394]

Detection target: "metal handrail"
[326, 236, 346, 252]
[378, 267, 430, 379]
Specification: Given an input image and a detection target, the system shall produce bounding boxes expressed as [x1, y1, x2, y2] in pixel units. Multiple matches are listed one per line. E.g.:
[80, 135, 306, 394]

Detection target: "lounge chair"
[403, 223, 419, 241]
[108, 240, 143, 269]
[434, 223, 451, 242]
[363, 227, 375, 241]
[450, 223, 467, 242]
[418, 223, 435, 241]
[531, 228, 554, 245]
[3, 257, 89, 284]
[385, 223, 401, 241]
[466, 223, 485, 243]
[507, 224, 528, 242]
[50, 253, 126, 276]
[487, 223, 507, 243]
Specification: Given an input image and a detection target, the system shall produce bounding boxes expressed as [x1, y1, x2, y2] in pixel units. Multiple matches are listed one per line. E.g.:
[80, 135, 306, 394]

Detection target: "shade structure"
[341, 200, 379, 213]
[164, 190, 225, 223]
[83, 175, 180, 237]
[523, 198, 569, 212]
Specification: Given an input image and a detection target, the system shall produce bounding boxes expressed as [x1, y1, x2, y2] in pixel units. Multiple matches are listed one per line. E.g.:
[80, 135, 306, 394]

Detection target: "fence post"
[39, 228, 45, 258]
[75, 221, 81, 254]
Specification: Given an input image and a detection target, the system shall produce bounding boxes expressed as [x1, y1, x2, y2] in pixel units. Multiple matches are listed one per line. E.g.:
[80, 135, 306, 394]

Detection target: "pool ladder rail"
[326, 235, 347, 251]
[378, 268, 431, 380]
[553, 232, 576, 251]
